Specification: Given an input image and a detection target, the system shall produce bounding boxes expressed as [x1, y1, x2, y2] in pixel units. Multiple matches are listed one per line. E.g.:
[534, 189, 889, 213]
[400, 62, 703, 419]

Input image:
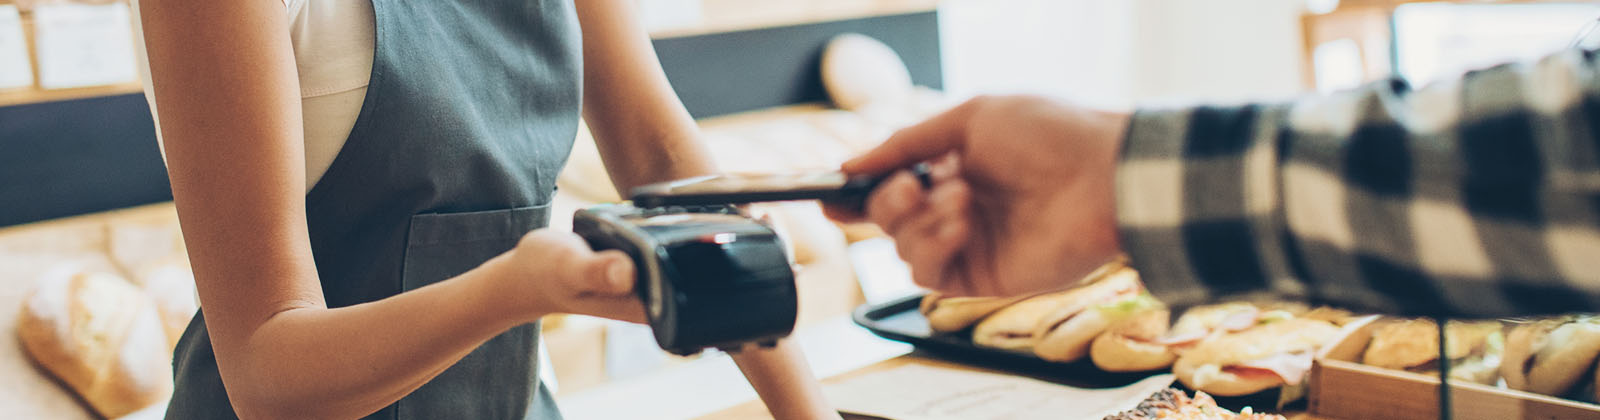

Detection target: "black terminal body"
[571, 204, 798, 356]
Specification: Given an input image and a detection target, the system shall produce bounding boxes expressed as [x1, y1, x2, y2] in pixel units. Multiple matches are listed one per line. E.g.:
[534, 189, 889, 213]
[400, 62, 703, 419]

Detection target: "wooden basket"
[1308, 316, 1600, 420]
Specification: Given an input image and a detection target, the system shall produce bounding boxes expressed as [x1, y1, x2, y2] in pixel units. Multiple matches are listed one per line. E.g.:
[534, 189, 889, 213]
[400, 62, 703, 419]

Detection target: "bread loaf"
[821, 33, 913, 111]
[919, 292, 1022, 333]
[1501, 317, 1600, 396]
[17, 270, 174, 418]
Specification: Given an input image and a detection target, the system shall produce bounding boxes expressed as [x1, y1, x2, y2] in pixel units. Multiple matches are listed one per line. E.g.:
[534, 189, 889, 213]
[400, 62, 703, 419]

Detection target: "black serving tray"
[851, 293, 1291, 411]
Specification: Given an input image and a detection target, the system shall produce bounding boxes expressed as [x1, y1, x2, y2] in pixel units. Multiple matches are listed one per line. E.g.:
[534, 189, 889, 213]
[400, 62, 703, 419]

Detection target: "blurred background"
[2, 0, 1596, 419]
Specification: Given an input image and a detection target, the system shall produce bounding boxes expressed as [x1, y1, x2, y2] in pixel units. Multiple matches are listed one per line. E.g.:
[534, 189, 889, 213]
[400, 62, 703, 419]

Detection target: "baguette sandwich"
[919, 292, 1025, 333]
[1089, 302, 1277, 372]
[1031, 268, 1152, 362]
[1173, 317, 1342, 396]
[971, 267, 1141, 352]
[1089, 307, 1173, 372]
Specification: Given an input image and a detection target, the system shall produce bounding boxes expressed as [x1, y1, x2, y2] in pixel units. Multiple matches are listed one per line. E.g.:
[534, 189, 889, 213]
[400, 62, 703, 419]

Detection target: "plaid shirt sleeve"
[1117, 48, 1600, 318]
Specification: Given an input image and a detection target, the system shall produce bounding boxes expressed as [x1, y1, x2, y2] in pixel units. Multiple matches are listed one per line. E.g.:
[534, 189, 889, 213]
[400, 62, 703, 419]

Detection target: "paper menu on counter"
[0, 5, 30, 90]
[33, 3, 137, 89]
[825, 364, 1175, 420]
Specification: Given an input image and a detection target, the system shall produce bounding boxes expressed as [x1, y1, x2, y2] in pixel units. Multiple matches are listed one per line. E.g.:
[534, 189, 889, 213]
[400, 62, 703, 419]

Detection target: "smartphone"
[629, 164, 930, 209]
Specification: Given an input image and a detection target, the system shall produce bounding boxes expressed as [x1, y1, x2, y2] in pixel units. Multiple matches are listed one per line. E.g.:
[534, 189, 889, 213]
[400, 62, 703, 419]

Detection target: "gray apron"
[165, 0, 581, 418]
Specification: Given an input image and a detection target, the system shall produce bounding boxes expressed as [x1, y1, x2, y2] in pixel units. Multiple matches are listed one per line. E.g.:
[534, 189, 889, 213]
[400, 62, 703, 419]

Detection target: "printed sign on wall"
[33, 3, 137, 89]
[0, 5, 32, 90]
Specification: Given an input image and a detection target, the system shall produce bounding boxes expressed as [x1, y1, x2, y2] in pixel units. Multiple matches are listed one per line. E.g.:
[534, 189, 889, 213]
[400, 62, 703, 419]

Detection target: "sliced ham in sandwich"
[1173, 317, 1342, 396]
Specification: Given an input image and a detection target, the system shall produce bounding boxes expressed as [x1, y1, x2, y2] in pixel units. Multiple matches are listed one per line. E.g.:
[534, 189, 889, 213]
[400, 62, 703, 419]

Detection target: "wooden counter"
[700, 354, 1337, 420]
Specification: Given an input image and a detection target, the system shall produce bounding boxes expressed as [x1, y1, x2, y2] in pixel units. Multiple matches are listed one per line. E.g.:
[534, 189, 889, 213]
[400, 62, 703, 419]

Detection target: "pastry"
[820, 33, 913, 111]
[17, 270, 174, 418]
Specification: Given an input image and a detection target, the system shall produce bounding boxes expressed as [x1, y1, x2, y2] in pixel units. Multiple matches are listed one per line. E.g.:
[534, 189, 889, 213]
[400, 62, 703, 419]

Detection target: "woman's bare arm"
[139, 1, 639, 418]
[574, 2, 838, 419]
[575, 0, 715, 191]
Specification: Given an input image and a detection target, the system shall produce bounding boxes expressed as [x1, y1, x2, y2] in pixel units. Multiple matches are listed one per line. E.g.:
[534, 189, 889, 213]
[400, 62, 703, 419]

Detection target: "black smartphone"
[628, 164, 930, 209]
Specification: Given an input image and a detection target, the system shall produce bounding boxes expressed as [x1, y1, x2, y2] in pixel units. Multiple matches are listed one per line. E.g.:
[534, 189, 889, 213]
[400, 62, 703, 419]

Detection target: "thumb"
[582, 251, 636, 295]
[842, 98, 978, 175]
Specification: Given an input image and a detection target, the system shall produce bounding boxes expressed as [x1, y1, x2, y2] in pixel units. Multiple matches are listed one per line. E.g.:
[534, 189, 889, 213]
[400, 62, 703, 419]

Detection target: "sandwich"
[919, 292, 1025, 333]
[1087, 301, 1284, 372]
[1300, 306, 1361, 326]
[1500, 316, 1600, 397]
[1172, 317, 1342, 396]
[1159, 303, 1278, 349]
[1089, 307, 1173, 372]
[1360, 319, 1503, 385]
[970, 266, 1141, 352]
[1031, 268, 1153, 362]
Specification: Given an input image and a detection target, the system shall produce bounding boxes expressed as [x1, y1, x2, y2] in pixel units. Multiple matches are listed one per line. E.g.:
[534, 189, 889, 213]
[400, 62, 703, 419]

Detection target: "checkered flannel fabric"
[1117, 48, 1600, 318]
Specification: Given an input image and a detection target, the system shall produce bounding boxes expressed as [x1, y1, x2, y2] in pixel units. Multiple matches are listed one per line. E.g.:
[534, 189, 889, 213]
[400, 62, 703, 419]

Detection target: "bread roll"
[1361, 319, 1502, 385]
[1090, 308, 1176, 372]
[1173, 318, 1341, 396]
[17, 270, 174, 418]
[969, 291, 1077, 351]
[1362, 319, 1497, 369]
[1031, 269, 1144, 362]
[820, 33, 913, 111]
[1501, 317, 1600, 396]
[919, 292, 1023, 333]
[971, 265, 1138, 352]
[1594, 351, 1600, 404]
[1087, 302, 1257, 372]
[1299, 306, 1360, 326]
[1158, 302, 1261, 350]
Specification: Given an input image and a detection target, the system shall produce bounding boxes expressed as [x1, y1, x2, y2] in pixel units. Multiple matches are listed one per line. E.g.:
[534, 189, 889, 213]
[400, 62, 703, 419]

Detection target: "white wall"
[1130, 0, 1307, 103]
[938, 0, 1309, 107]
[938, 0, 1136, 108]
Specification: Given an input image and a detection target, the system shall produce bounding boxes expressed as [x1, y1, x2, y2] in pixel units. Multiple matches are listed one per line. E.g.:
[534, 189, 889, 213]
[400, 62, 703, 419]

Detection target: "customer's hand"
[492, 229, 647, 323]
[828, 95, 1130, 297]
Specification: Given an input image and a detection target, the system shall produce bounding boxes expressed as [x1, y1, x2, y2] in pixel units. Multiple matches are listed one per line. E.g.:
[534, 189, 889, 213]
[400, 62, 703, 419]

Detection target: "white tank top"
[131, 0, 375, 191]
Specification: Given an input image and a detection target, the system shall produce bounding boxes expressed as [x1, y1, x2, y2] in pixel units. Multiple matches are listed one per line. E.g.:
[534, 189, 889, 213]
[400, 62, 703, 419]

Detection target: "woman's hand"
[491, 229, 647, 323]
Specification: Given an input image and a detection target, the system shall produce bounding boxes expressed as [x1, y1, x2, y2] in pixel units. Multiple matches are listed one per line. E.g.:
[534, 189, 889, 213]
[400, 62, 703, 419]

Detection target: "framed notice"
[0, 5, 31, 90]
[33, 3, 137, 89]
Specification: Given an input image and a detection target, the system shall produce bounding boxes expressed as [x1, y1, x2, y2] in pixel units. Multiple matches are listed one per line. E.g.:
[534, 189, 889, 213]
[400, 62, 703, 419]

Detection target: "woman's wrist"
[471, 252, 551, 325]
[731, 340, 840, 420]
